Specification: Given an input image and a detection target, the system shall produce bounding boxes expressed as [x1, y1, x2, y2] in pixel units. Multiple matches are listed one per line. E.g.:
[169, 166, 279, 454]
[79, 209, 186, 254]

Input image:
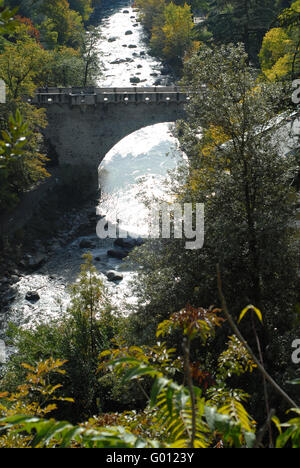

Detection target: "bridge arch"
[36, 87, 186, 191]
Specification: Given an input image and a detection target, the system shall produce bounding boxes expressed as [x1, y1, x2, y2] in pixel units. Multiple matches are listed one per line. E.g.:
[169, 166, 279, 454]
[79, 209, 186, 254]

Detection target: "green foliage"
[0, 348, 256, 448]
[200, 0, 286, 65]
[0, 107, 48, 212]
[218, 335, 257, 379]
[0, 358, 73, 448]
[136, 0, 196, 66]
[259, 0, 300, 80]
[274, 409, 300, 448]
[0, 413, 163, 448]
[0, 0, 18, 36]
[0, 37, 50, 98]
[2, 254, 123, 421]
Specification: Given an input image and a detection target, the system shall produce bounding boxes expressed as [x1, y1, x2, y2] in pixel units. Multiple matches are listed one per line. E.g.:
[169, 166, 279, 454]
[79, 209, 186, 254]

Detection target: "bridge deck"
[32, 86, 189, 105]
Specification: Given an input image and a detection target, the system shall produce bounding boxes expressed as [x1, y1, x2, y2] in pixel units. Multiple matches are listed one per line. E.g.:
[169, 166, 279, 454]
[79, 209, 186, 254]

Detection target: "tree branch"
[216, 264, 298, 409]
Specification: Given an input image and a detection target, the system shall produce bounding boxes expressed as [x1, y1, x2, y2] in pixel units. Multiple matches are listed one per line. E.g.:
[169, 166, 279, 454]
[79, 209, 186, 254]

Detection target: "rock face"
[114, 237, 138, 249]
[106, 270, 124, 282]
[20, 253, 47, 271]
[130, 77, 140, 83]
[79, 238, 96, 249]
[161, 65, 171, 76]
[3, 290, 17, 303]
[107, 249, 128, 260]
[26, 291, 40, 303]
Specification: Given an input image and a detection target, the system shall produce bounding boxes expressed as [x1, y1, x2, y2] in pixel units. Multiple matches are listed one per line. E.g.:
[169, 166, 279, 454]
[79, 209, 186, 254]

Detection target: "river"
[0, 0, 185, 356]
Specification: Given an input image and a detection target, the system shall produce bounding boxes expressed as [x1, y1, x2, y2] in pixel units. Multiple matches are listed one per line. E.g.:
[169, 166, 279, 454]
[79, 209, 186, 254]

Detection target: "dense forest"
[0, 0, 300, 449]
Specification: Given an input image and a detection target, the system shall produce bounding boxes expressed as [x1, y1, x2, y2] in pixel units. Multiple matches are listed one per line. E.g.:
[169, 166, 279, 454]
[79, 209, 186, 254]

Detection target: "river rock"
[107, 249, 128, 260]
[125, 30, 133, 35]
[130, 77, 140, 84]
[123, 10, 129, 13]
[20, 253, 47, 271]
[114, 237, 137, 250]
[140, 51, 146, 56]
[10, 275, 20, 284]
[161, 65, 170, 75]
[137, 64, 143, 69]
[25, 291, 40, 303]
[108, 37, 118, 42]
[3, 290, 17, 303]
[79, 238, 96, 249]
[128, 44, 137, 48]
[106, 270, 124, 282]
[110, 58, 127, 64]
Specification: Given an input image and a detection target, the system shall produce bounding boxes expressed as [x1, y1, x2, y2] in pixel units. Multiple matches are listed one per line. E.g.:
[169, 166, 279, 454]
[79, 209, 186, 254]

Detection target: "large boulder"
[25, 291, 40, 303]
[79, 238, 96, 249]
[20, 253, 47, 271]
[114, 237, 137, 250]
[107, 249, 128, 260]
[161, 65, 170, 75]
[106, 271, 124, 282]
[130, 76, 140, 84]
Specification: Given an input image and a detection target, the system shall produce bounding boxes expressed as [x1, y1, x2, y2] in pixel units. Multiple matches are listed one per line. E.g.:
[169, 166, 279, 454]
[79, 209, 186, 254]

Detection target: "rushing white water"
[96, 2, 173, 87]
[2, 0, 185, 334]
[98, 123, 183, 238]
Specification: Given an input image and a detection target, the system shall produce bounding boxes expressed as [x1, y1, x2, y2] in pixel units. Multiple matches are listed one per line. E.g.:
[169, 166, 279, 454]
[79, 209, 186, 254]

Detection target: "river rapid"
[0, 0, 185, 356]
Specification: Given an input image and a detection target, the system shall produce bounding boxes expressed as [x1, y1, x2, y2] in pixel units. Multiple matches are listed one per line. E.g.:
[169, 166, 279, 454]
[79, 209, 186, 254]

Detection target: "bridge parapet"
[32, 86, 188, 106]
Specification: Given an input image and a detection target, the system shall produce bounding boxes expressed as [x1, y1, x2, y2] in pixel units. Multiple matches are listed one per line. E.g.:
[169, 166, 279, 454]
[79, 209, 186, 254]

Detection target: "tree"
[0, 36, 50, 98]
[79, 26, 102, 86]
[38, 0, 84, 48]
[259, 0, 300, 80]
[69, 0, 93, 22]
[202, 0, 287, 64]
[135, 0, 166, 33]
[0, 11, 50, 213]
[127, 45, 300, 424]
[161, 2, 195, 63]
[0, 103, 49, 212]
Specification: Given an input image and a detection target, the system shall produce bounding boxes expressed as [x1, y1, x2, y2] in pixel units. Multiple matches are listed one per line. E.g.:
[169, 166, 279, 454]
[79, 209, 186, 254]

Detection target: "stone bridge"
[33, 86, 188, 190]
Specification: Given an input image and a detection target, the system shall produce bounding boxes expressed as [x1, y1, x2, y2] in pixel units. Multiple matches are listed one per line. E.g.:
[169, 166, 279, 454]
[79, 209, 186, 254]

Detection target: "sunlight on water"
[96, 5, 172, 87]
[98, 123, 185, 238]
